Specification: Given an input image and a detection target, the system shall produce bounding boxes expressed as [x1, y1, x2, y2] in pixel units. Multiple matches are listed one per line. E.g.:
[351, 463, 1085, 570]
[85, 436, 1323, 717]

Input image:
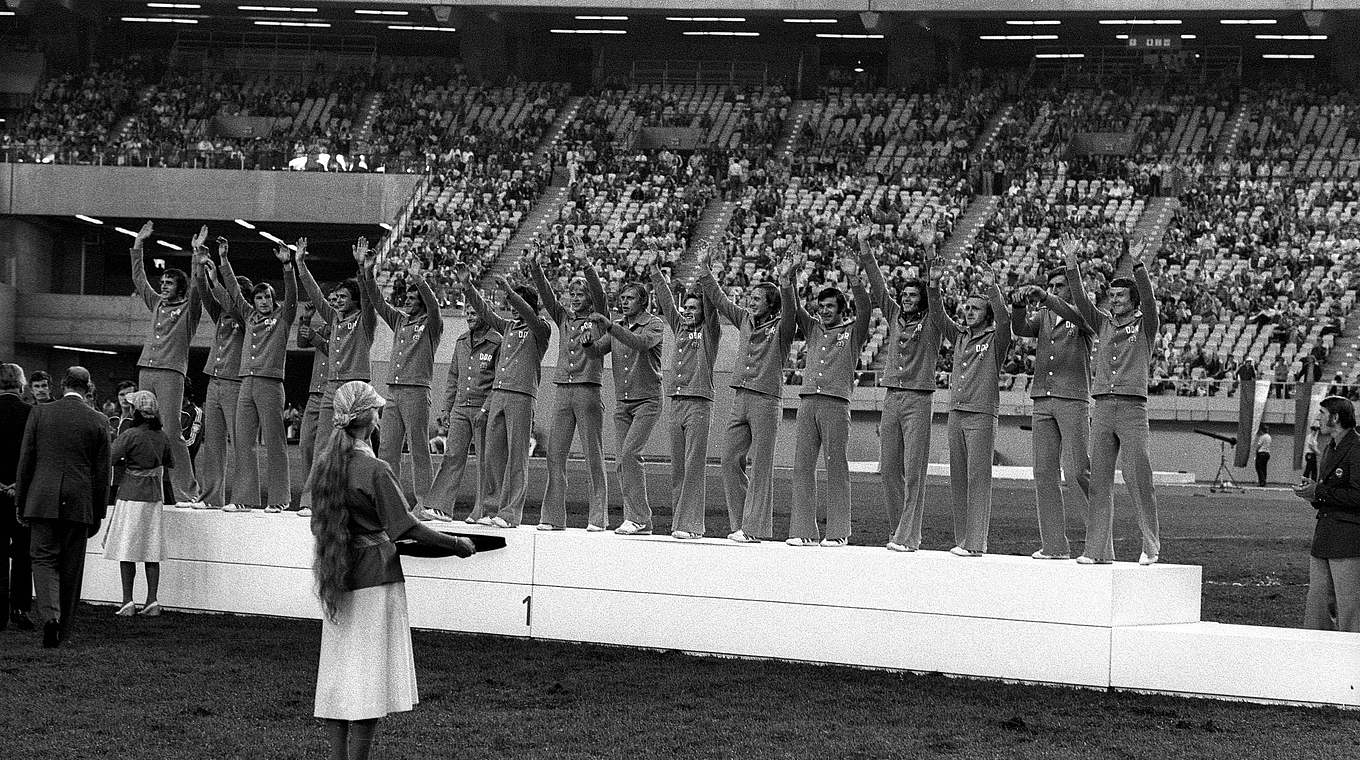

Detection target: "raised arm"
[581, 259, 610, 317]
[360, 253, 401, 330]
[528, 259, 565, 323]
[926, 257, 962, 336]
[850, 271, 873, 346]
[989, 279, 1012, 351]
[649, 265, 680, 328]
[696, 246, 746, 327]
[496, 274, 551, 342]
[603, 313, 664, 351]
[859, 247, 892, 314]
[196, 254, 224, 322]
[414, 272, 442, 342]
[1061, 239, 1103, 330]
[1009, 286, 1042, 338]
[296, 250, 338, 324]
[217, 241, 251, 318]
[1133, 262, 1159, 341]
[129, 221, 157, 309]
[279, 245, 299, 324]
[459, 273, 509, 335]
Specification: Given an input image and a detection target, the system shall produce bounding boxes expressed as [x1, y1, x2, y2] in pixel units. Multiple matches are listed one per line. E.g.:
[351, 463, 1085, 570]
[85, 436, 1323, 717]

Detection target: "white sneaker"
[222, 503, 252, 513]
[536, 523, 563, 531]
[475, 516, 494, 526]
[191, 502, 215, 510]
[416, 507, 454, 523]
[886, 542, 915, 552]
[586, 523, 607, 532]
[785, 537, 817, 547]
[1076, 555, 1111, 565]
[1031, 550, 1071, 560]
[949, 545, 982, 557]
[727, 530, 758, 543]
[819, 538, 848, 547]
[296, 507, 313, 517]
[1138, 553, 1159, 566]
[174, 501, 204, 509]
[463, 515, 480, 525]
[490, 516, 513, 528]
[615, 520, 651, 536]
[671, 531, 702, 540]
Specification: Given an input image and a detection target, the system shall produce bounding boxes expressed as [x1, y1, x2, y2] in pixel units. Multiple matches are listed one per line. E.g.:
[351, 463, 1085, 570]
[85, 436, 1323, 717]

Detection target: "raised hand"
[839, 257, 859, 278]
[274, 244, 291, 264]
[351, 237, 368, 264]
[1059, 235, 1083, 259]
[216, 236, 229, 260]
[492, 274, 511, 292]
[136, 220, 154, 245]
[191, 225, 209, 250]
[453, 265, 471, 285]
[916, 227, 935, 249]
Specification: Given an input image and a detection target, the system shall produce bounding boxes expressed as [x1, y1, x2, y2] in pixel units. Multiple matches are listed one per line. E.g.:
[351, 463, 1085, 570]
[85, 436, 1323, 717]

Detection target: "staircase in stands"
[940, 196, 999, 265]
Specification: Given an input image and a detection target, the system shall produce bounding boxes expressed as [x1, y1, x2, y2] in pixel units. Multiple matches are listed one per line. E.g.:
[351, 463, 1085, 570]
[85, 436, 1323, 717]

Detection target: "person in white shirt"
[1255, 426, 1272, 487]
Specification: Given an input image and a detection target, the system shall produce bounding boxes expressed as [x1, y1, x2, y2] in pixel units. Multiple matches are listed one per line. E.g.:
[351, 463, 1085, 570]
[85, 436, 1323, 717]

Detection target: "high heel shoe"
[138, 602, 162, 617]
[115, 601, 137, 617]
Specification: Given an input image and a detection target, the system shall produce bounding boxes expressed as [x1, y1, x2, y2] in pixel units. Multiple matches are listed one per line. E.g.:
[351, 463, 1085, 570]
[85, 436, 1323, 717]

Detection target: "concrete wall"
[0, 165, 421, 225]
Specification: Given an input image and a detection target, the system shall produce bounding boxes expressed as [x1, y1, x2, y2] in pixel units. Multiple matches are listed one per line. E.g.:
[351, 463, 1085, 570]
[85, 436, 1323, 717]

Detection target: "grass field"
[3, 480, 1353, 760]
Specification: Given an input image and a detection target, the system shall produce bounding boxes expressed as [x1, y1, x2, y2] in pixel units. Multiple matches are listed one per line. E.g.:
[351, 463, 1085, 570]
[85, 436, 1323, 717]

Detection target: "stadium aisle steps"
[776, 99, 816, 157]
[1132, 196, 1179, 246]
[676, 198, 735, 286]
[478, 184, 573, 288]
[971, 103, 1013, 160]
[534, 95, 585, 163]
[1212, 100, 1250, 163]
[351, 90, 384, 145]
[941, 195, 999, 265]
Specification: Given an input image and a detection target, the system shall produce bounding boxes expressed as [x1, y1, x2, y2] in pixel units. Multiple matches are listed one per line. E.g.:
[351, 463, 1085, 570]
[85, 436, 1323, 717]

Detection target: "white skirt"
[103, 500, 165, 562]
[314, 582, 418, 720]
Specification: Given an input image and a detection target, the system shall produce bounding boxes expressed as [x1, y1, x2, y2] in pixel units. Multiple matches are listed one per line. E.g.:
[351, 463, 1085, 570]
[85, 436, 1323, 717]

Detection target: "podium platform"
[81, 510, 1358, 707]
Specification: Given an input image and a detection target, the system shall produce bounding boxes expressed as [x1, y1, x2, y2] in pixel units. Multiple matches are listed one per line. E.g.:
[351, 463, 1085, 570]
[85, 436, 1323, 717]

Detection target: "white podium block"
[1112, 622, 1360, 707]
[530, 533, 1201, 627]
[402, 524, 536, 637]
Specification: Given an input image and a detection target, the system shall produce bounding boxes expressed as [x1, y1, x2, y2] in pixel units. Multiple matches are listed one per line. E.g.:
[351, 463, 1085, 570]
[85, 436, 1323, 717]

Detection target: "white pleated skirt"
[314, 582, 418, 720]
[103, 500, 165, 562]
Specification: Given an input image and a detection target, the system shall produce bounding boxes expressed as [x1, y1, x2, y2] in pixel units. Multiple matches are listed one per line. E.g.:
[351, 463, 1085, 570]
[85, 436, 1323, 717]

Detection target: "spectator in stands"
[1296, 395, 1360, 633]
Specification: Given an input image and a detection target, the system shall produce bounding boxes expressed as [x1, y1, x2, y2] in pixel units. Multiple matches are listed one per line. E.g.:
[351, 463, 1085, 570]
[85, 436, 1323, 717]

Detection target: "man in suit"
[0, 363, 34, 631]
[1294, 395, 1360, 632]
[15, 367, 112, 647]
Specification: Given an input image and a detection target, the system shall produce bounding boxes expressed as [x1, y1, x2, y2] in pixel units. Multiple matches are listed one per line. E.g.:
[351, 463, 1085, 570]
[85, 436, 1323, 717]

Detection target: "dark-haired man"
[697, 245, 797, 543]
[861, 230, 944, 552]
[785, 254, 872, 547]
[1064, 235, 1160, 565]
[297, 237, 379, 513]
[1294, 395, 1360, 632]
[459, 269, 551, 528]
[428, 309, 500, 523]
[131, 222, 203, 506]
[194, 239, 246, 509]
[362, 258, 442, 512]
[16, 367, 111, 647]
[27, 371, 52, 405]
[1012, 263, 1094, 560]
[650, 249, 721, 539]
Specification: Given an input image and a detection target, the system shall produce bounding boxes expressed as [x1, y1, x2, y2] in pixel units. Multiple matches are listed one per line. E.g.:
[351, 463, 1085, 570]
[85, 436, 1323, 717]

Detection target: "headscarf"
[332, 380, 386, 429]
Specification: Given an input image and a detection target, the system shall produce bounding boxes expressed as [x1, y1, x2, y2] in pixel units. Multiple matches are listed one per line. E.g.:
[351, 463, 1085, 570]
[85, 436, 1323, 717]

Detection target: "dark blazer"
[1310, 428, 1360, 559]
[0, 392, 32, 484]
[16, 394, 112, 527]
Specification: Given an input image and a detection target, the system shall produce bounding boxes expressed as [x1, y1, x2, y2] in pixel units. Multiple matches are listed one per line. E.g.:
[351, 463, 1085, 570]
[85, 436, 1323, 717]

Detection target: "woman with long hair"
[104, 390, 172, 616]
[311, 381, 474, 760]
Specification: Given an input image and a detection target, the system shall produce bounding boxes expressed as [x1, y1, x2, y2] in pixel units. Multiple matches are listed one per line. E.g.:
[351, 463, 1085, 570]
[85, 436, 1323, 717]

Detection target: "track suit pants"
[948, 409, 997, 553]
[669, 397, 711, 535]
[378, 385, 434, 505]
[882, 389, 934, 549]
[137, 367, 200, 502]
[234, 376, 290, 506]
[486, 390, 535, 526]
[1032, 396, 1092, 557]
[1305, 556, 1360, 632]
[540, 384, 607, 528]
[722, 388, 779, 538]
[789, 395, 852, 542]
[300, 391, 323, 482]
[198, 377, 241, 506]
[615, 396, 661, 527]
[427, 404, 492, 518]
[1085, 395, 1160, 562]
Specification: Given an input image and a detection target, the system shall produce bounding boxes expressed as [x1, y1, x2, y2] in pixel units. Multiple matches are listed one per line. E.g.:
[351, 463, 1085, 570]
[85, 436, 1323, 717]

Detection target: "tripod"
[1209, 441, 1244, 493]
